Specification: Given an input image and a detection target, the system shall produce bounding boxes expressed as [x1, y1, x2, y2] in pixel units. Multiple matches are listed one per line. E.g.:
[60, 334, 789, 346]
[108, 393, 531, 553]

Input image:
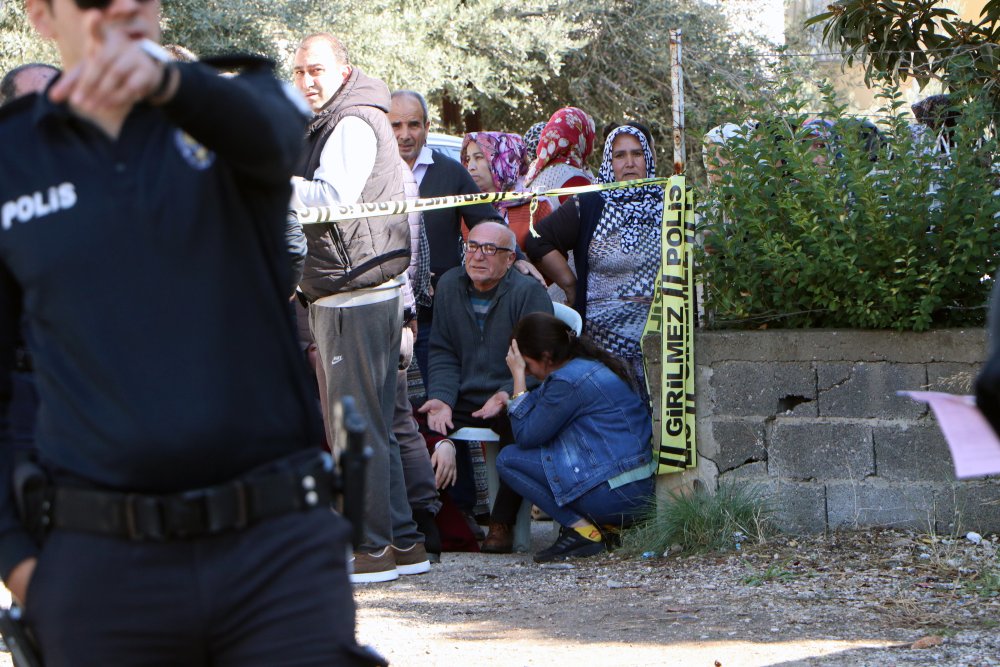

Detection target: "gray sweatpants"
[310, 295, 422, 552]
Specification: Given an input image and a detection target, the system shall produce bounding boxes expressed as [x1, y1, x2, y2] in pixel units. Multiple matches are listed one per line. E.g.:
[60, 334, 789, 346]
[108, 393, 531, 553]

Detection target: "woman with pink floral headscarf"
[524, 107, 597, 208]
[461, 131, 552, 249]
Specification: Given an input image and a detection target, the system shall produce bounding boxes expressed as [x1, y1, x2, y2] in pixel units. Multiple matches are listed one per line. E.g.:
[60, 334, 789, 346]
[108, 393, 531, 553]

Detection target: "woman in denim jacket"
[496, 313, 655, 563]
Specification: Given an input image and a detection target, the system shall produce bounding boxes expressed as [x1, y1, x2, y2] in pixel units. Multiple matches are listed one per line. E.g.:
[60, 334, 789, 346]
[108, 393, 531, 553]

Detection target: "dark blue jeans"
[496, 445, 653, 527]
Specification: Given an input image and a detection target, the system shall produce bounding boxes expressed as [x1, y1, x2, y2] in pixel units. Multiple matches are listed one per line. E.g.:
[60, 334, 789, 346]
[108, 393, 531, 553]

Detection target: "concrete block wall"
[643, 329, 1000, 534]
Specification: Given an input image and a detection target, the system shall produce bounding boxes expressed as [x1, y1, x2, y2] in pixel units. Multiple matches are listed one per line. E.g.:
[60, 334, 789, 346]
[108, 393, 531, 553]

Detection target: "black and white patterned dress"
[585, 126, 663, 385]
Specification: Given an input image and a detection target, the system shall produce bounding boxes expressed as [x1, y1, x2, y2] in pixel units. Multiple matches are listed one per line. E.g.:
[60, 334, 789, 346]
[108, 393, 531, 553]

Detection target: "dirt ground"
[354, 522, 1000, 667]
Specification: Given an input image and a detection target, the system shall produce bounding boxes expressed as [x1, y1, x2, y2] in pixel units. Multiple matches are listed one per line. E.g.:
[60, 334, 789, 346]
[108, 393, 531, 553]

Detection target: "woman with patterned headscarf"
[526, 125, 662, 389]
[524, 107, 597, 209]
[461, 131, 552, 248]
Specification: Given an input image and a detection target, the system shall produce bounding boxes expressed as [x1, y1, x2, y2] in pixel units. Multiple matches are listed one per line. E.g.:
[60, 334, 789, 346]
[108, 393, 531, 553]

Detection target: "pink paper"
[901, 391, 1000, 479]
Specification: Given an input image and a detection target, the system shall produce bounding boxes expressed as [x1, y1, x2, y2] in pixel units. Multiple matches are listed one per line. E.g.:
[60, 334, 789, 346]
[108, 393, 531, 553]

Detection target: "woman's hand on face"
[506, 340, 526, 376]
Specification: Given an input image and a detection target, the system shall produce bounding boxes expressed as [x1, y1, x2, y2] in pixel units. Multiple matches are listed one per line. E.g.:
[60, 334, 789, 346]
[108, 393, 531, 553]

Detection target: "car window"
[427, 134, 463, 163]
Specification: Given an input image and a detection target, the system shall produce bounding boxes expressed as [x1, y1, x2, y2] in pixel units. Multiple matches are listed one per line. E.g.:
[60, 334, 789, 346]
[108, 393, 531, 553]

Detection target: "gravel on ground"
[354, 522, 1000, 666]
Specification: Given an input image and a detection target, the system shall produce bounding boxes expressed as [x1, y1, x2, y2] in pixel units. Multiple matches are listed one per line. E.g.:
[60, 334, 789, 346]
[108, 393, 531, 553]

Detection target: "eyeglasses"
[73, 0, 156, 10]
[463, 241, 514, 256]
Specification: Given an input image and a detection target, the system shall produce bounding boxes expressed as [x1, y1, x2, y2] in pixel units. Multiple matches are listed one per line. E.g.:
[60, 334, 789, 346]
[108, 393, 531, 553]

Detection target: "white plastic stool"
[449, 427, 532, 553]
[552, 301, 583, 335]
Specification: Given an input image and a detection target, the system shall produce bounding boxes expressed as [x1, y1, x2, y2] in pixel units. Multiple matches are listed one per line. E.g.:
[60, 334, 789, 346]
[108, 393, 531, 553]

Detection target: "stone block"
[949, 481, 1000, 534]
[826, 481, 943, 530]
[873, 422, 956, 481]
[693, 365, 714, 417]
[710, 361, 816, 417]
[817, 363, 852, 390]
[710, 473, 826, 534]
[926, 362, 981, 394]
[695, 329, 987, 365]
[816, 362, 926, 419]
[761, 481, 827, 534]
[718, 461, 769, 481]
[769, 422, 874, 481]
[710, 419, 767, 473]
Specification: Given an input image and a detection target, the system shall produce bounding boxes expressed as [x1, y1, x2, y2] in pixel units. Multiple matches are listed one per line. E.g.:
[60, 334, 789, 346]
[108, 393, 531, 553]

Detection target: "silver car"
[426, 132, 463, 163]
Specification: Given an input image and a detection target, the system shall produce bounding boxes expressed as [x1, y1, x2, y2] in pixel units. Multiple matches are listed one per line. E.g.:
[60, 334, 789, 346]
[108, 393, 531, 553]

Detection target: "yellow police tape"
[295, 178, 671, 224]
[642, 175, 697, 474]
[297, 175, 698, 475]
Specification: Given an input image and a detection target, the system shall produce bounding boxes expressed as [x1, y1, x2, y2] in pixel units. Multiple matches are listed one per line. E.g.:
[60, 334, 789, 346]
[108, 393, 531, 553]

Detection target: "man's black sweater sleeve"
[525, 196, 582, 262]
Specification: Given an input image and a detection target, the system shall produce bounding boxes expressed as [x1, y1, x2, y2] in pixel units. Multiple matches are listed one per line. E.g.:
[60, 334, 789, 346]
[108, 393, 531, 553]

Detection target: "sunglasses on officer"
[463, 241, 514, 257]
[71, 0, 156, 10]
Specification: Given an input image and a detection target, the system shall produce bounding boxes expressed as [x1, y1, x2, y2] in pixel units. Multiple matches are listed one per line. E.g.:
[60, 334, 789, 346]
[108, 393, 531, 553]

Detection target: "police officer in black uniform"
[0, 0, 379, 664]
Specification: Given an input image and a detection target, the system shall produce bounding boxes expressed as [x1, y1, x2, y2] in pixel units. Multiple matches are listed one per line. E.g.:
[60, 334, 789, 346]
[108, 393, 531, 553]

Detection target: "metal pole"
[669, 29, 686, 175]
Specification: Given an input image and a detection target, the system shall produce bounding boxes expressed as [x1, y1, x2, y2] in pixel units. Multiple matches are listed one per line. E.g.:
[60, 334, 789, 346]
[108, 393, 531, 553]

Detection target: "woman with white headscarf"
[526, 125, 661, 388]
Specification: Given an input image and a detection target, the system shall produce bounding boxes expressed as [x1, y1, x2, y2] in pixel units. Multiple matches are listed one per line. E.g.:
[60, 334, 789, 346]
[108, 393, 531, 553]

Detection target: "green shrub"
[699, 79, 1000, 331]
[621, 481, 775, 556]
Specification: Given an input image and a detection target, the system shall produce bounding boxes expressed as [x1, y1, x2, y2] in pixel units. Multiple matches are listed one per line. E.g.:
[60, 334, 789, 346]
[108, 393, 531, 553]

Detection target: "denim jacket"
[508, 358, 652, 505]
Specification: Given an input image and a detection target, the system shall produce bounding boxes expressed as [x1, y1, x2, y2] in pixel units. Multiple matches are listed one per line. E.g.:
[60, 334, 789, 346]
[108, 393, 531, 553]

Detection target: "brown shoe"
[391, 542, 431, 575]
[349, 547, 398, 584]
[480, 522, 514, 554]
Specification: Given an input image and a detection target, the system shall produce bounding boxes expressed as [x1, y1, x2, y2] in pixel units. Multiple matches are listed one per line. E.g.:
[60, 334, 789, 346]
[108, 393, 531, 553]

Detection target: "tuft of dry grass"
[621, 481, 775, 556]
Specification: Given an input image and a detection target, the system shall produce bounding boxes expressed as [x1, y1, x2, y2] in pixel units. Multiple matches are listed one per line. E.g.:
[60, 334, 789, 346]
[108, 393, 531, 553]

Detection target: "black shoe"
[412, 509, 441, 563]
[600, 524, 623, 549]
[460, 511, 487, 541]
[533, 526, 607, 563]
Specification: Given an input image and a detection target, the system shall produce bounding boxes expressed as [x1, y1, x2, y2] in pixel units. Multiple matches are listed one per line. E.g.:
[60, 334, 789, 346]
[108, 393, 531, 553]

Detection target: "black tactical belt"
[45, 453, 335, 541]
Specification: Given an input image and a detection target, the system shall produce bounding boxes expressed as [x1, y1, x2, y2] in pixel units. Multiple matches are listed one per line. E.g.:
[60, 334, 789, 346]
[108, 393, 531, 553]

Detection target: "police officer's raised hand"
[48, 9, 176, 128]
[6, 558, 36, 606]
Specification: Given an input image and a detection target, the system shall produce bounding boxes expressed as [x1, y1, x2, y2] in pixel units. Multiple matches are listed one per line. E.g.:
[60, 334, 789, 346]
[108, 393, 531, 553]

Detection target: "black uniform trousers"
[23, 508, 367, 666]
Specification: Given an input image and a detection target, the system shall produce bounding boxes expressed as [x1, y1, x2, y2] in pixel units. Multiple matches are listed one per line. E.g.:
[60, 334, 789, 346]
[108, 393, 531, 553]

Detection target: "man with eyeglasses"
[419, 222, 552, 553]
[0, 1, 380, 664]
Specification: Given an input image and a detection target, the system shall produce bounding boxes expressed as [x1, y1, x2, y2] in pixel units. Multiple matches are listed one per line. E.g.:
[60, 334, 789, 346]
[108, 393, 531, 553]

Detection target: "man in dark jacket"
[419, 223, 552, 553]
[291, 33, 426, 584]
